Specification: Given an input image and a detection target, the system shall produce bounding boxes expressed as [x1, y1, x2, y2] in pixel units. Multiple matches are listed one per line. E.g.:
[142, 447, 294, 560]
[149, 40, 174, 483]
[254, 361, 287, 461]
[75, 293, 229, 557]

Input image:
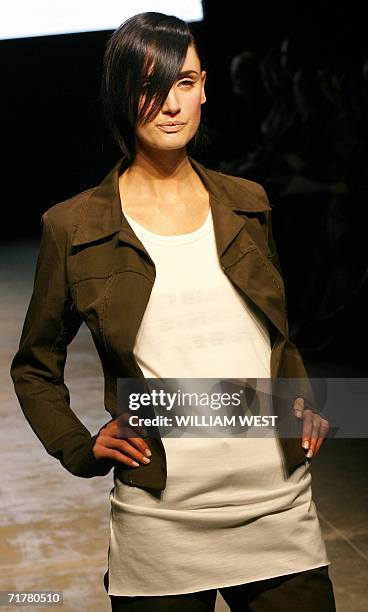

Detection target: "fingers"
[301, 410, 329, 459]
[115, 415, 150, 457]
[301, 408, 314, 454]
[305, 412, 321, 458]
[313, 418, 330, 456]
[293, 397, 305, 418]
[95, 416, 152, 468]
[95, 434, 152, 467]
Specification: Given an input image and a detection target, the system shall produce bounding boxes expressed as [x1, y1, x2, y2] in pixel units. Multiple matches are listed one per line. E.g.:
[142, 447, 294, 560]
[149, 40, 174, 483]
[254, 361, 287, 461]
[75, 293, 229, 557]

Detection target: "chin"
[153, 139, 190, 151]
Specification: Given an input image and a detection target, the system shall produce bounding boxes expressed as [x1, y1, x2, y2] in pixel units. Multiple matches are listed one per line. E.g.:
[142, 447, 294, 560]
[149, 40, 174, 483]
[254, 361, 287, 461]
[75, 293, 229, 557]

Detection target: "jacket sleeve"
[10, 210, 115, 477]
[260, 188, 323, 418]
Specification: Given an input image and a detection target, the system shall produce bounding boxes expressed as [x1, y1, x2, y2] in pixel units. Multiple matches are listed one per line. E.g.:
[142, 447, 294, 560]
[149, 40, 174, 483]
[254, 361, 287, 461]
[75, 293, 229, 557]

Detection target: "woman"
[10, 12, 336, 612]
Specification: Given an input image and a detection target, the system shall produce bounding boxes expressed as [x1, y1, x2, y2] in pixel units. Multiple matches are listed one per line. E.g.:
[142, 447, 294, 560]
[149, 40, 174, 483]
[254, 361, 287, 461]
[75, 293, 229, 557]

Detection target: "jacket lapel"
[71, 159, 123, 246]
[72, 155, 268, 252]
[71, 156, 287, 339]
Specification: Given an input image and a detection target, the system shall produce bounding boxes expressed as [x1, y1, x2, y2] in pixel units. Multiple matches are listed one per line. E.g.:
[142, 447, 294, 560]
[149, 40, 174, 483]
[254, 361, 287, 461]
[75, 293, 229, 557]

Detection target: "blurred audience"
[218, 36, 368, 358]
[223, 50, 269, 160]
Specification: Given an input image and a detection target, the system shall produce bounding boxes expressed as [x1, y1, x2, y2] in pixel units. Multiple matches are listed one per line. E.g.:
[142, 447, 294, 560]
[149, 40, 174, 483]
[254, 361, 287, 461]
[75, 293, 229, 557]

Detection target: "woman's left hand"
[293, 397, 330, 459]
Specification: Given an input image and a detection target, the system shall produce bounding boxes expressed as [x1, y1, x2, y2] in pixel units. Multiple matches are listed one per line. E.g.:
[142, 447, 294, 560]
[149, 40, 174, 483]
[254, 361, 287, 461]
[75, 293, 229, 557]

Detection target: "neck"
[120, 148, 205, 202]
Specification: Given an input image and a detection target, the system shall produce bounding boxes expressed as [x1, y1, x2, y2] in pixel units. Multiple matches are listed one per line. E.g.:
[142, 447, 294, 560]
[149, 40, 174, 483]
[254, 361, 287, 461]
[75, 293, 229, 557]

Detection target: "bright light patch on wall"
[0, 1, 203, 40]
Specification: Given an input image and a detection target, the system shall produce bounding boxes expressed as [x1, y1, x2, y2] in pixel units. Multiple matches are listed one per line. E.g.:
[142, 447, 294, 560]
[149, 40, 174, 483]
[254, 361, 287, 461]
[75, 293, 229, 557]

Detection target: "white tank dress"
[106, 206, 330, 596]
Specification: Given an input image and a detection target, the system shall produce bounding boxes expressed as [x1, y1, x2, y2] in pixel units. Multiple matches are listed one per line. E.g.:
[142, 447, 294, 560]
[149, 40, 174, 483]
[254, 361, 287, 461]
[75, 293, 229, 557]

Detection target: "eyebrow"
[177, 70, 199, 78]
[142, 69, 198, 84]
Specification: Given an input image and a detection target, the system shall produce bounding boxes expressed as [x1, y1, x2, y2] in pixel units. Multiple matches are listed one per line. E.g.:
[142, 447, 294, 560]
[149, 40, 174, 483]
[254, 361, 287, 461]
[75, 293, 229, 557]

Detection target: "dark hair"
[99, 11, 211, 163]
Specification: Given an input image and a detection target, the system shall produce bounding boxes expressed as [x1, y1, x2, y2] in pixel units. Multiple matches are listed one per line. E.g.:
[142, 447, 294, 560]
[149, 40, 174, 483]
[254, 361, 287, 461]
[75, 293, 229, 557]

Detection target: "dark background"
[1, 1, 367, 360]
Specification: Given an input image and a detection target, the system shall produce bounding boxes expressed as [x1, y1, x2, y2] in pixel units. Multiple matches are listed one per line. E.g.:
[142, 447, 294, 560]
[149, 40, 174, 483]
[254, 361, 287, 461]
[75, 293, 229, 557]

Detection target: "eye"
[179, 80, 194, 87]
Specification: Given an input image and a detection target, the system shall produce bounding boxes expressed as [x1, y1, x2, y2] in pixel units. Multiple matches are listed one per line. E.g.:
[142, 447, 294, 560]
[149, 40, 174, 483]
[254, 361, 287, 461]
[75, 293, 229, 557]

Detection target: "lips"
[159, 122, 185, 126]
[157, 123, 186, 132]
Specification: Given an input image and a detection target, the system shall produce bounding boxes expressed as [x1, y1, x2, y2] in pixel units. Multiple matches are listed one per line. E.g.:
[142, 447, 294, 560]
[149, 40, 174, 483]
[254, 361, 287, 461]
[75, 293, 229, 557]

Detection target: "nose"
[161, 86, 181, 115]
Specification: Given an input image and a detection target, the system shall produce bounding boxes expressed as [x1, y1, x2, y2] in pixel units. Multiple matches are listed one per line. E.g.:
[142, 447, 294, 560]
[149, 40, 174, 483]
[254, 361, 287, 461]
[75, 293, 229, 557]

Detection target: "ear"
[201, 70, 207, 104]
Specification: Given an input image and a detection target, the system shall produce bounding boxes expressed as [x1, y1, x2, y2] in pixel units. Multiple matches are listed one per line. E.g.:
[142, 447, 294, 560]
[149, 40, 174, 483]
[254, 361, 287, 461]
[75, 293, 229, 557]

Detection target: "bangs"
[128, 21, 192, 125]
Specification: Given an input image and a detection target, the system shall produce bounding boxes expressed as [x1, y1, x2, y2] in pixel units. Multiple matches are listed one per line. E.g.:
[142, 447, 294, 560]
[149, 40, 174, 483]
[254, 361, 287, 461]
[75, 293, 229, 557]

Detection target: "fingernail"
[303, 441, 309, 449]
[145, 449, 152, 457]
[142, 456, 151, 463]
[132, 461, 139, 467]
[306, 450, 313, 459]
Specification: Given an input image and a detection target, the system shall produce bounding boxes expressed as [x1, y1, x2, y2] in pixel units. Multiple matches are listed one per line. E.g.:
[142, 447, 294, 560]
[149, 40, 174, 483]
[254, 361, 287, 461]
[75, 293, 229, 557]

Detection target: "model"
[10, 11, 336, 612]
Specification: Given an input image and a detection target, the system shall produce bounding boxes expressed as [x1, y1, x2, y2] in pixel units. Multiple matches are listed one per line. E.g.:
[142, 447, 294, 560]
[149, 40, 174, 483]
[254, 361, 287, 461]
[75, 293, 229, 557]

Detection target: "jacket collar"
[71, 156, 286, 339]
[71, 155, 270, 259]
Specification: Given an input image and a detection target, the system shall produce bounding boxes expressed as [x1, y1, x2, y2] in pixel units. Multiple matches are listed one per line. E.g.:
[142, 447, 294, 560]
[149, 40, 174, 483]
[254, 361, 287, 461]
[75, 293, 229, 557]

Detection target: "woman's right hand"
[92, 416, 152, 467]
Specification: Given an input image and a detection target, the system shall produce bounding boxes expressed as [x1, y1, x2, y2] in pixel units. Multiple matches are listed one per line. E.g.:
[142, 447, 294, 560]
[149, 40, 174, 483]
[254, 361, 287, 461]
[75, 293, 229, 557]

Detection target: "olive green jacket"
[10, 155, 318, 490]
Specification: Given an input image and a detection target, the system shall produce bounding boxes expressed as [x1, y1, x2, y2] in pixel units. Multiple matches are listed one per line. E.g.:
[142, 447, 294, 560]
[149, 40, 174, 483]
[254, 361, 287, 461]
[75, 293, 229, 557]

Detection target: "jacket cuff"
[47, 428, 115, 478]
[77, 433, 116, 477]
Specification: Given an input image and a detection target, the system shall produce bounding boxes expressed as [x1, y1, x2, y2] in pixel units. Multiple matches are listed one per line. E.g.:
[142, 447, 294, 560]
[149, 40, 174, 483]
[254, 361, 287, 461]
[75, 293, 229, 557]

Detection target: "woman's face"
[134, 44, 206, 153]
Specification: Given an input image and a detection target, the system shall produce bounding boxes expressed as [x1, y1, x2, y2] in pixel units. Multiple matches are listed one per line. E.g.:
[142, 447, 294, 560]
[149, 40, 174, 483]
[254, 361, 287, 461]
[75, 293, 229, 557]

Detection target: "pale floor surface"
[2, 241, 367, 611]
